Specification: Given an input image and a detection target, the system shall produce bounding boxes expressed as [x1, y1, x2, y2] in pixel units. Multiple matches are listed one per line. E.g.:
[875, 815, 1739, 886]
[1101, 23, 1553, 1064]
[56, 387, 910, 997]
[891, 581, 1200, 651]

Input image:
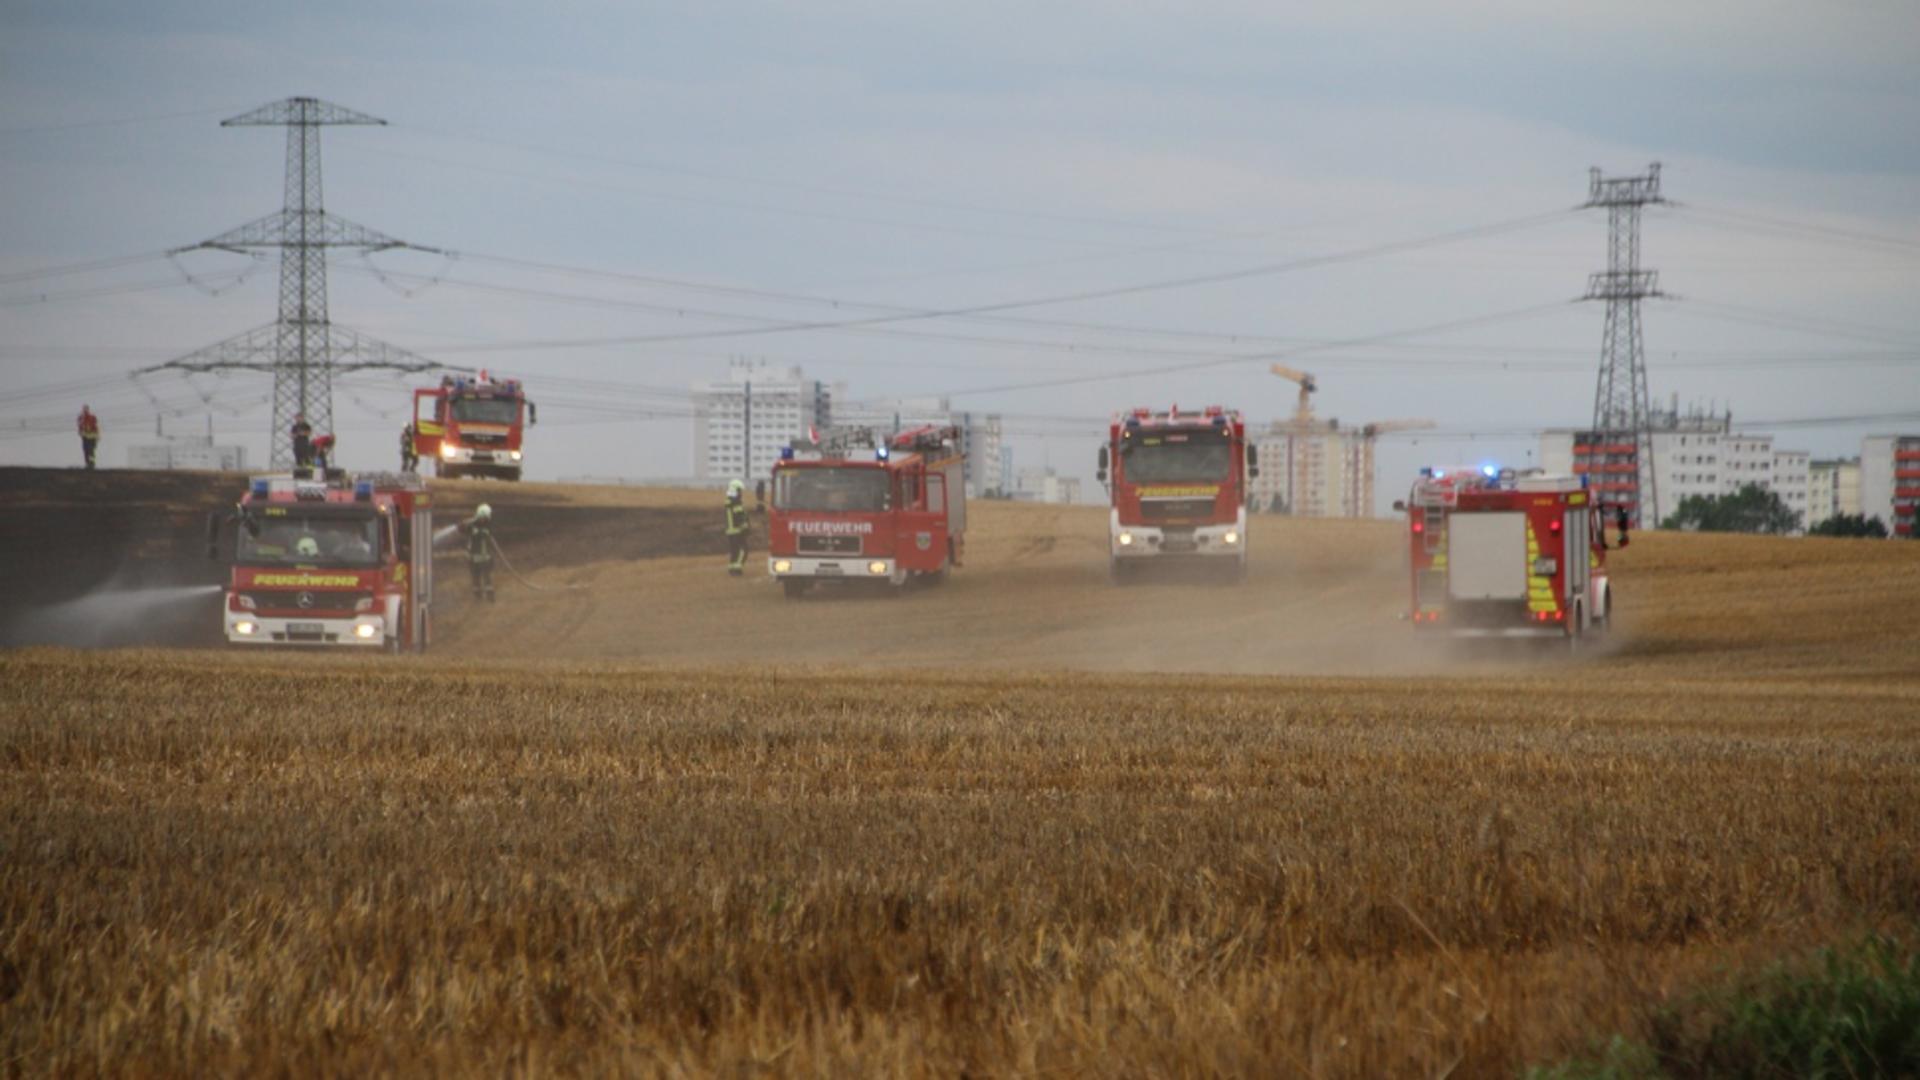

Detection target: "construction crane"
[1270, 364, 1317, 425]
[1269, 364, 1320, 515]
[1349, 419, 1437, 518]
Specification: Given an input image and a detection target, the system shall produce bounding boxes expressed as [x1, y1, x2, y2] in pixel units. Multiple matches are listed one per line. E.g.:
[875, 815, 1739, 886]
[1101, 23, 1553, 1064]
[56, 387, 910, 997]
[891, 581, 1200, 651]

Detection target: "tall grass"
[4, 650, 1917, 1075]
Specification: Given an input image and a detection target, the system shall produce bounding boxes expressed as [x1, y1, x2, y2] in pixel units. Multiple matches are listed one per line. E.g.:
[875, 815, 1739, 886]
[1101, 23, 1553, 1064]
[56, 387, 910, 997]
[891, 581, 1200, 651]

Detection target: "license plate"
[1162, 540, 1196, 553]
[288, 622, 324, 634]
[816, 563, 843, 576]
[472, 452, 494, 462]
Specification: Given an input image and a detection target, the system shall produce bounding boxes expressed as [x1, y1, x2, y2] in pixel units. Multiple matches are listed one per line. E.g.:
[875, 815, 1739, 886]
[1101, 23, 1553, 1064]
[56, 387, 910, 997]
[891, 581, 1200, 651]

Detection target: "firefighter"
[461, 503, 496, 602]
[76, 405, 100, 470]
[400, 423, 419, 472]
[724, 479, 750, 577]
[290, 413, 314, 468]
[312, 433, 335, 471]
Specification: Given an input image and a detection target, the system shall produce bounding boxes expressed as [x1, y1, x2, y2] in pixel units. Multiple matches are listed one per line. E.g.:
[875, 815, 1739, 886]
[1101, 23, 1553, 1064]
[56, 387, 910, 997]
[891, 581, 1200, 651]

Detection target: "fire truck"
[767, 425, 966, 599]
[207, 471, 434, 651]
[1097, 405, 1258, 582]
[1395, 467, 1628, 647]
[411, 372, 536, 480]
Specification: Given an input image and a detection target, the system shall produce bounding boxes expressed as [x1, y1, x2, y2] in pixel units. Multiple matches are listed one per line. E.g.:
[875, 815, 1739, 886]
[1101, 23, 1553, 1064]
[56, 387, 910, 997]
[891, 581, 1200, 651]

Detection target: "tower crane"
[1270, 364, 1320, 515]
[1269, 364, 1317, 425]
[1350, 419, 1437, 518]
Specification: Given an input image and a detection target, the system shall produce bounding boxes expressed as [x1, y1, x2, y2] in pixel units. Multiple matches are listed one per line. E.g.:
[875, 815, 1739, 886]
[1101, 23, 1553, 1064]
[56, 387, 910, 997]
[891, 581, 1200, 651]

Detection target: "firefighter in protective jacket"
[462, 503, 496, 601]
[725, 479, 750, 576]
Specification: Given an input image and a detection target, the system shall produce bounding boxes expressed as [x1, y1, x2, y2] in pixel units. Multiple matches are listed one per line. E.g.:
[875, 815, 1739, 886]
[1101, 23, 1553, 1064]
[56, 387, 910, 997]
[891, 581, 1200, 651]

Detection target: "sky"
[3, 0, 1918, 511]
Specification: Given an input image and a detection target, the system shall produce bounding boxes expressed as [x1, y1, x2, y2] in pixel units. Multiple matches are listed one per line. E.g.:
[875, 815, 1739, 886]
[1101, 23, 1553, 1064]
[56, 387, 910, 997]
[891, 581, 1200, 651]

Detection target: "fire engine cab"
[208, 471, 434, 651]
[411, 372, 536, 481]
[1097, 405, 1256, 583]
[1396, 467, 1628, 648]
[767, 425, 966, 598]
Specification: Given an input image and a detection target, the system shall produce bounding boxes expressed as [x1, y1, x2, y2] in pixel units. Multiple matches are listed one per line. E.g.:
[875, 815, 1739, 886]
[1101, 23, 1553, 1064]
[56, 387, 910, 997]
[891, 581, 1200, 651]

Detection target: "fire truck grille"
[460, 431, 507, 446]
[244, 590, 364, 614]
[1139, 498, 1216, 522]
[797, 535, 862, 555]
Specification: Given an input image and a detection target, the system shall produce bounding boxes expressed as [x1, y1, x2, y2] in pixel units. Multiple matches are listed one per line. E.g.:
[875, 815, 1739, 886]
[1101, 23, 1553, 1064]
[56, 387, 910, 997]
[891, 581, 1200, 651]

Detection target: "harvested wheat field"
[3, 475, 1919, 1075]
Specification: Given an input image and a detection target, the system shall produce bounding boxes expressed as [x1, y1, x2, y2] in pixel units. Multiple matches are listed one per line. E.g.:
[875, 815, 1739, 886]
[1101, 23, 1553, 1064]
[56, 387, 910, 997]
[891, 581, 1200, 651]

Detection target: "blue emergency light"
[354, 480, 374, 501]
[250, 478, 270, 498]
[780, 446, 794, 460]
[1482, 464, 1499, 478]
[876, 444, 890, 461]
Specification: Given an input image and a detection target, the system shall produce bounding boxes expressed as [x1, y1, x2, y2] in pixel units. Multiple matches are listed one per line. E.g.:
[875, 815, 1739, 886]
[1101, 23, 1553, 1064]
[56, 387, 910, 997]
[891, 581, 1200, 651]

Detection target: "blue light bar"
[1481, 464, 1498, 478]
[780, 446, 794, 460]
[876, 444, 890, 461]
[250, 478, 270, 498]
[354, 480, 374, 500]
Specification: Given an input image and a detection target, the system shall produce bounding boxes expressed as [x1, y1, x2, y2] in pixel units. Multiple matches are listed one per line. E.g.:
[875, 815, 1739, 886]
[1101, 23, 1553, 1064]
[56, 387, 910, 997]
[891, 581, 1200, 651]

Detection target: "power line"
[1675, 203, 1920, 258]
[0, 105, 238, 135]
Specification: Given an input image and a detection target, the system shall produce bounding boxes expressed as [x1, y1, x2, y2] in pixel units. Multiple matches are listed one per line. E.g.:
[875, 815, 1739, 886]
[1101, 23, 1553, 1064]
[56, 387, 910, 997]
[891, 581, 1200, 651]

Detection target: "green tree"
[1808, 513, 1888, 538]
[1661, 483, 1801, 534]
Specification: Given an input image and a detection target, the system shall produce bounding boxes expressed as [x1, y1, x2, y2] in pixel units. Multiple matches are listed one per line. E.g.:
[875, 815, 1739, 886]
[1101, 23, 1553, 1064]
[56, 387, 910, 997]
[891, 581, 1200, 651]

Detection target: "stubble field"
[3, 482, 1918, 1074]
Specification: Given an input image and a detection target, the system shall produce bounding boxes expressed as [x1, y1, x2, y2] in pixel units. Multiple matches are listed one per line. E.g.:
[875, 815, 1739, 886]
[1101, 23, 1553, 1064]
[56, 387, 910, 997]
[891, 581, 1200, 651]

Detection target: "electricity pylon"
[1579, 163, 1666, 526]
[144, 97, 439, 468]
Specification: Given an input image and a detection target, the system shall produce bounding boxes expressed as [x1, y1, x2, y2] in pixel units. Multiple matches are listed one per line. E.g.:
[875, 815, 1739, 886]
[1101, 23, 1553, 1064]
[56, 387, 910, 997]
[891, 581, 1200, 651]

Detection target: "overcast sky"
[4, 0, 1918, 509]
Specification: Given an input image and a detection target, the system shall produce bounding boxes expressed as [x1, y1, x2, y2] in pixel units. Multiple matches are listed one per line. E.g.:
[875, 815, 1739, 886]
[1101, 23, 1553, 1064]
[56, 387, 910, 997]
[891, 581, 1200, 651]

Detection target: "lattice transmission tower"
[144, 97, 438, 468]
[1577, 163, 1667, 527]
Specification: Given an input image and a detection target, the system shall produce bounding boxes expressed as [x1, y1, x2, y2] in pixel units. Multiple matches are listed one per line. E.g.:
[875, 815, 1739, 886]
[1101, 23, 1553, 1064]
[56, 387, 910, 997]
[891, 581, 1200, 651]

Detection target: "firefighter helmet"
[475, 503, 492, 520]
[295, 535, 320, 558]
[727, 479, 745, 498]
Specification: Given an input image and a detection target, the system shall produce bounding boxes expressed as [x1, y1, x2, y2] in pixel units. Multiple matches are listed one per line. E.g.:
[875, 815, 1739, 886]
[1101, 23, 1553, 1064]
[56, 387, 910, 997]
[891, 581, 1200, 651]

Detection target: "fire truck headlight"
[1223, 530, 1240, 545]
[354, 623, 378, 640]
[509, 450, 523, 462]
[773, 559, 792, 574]
[439, 442, 458, 459]
[868, 561, 888, 575]
[1117, 531, 1135, 547]
[234, 620, 257, 636]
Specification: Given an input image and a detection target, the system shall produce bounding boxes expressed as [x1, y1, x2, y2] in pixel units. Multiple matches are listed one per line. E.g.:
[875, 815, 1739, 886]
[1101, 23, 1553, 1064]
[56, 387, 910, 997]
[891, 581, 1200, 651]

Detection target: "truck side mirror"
[1096, 445, 1109, 484]
[1392, 500, 1406, 512]
[1616, 507, 1631, 548]
[527, 401, 537, 426]
[205, 511, 221, 560]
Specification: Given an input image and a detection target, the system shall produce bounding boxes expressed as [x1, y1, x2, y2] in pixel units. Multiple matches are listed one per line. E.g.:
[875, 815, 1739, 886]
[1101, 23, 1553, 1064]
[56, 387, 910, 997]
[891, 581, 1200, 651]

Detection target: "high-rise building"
[1012, 466, 1079, 505]
[1860, 435, 1920, 538]
[1249, 422, 1366, 517]
[1541, 403, 1813, 530]
[691, 362, 832, 485]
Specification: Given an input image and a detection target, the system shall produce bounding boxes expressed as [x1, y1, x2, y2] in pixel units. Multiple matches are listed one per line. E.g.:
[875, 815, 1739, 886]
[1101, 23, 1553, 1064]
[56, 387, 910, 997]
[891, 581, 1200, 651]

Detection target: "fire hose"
[481, 534, 589, 593]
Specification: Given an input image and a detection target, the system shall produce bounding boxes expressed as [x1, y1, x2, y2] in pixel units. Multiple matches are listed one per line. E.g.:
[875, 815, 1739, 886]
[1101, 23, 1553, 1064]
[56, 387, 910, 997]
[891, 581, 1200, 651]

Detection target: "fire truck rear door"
[1447, 512, 1527, 601]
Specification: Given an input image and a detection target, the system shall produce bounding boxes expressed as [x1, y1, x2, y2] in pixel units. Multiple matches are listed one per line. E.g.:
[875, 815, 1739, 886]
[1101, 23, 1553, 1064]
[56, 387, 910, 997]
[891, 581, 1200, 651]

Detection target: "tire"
[782, 579, 810, 600]
[1565, 603, 1583, 654]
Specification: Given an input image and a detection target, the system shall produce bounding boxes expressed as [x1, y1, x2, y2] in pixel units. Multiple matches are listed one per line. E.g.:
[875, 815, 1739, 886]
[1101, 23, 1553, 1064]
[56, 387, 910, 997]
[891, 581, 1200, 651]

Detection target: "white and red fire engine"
[208, 472, 434, 651]
[767, 425, 967, 598]
[1396, 466, 1628, 647]
[1097, 405, 1257, 582]
[411, 372, 536, 480]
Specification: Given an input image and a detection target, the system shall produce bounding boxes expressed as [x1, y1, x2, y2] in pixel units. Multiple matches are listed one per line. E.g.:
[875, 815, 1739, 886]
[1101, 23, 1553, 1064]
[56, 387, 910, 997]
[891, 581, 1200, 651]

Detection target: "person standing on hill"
[76, 405, 100, 470]
[459, 503, 497, 602]
[290, 413, 314, 468]
[725, 479, 750, 577]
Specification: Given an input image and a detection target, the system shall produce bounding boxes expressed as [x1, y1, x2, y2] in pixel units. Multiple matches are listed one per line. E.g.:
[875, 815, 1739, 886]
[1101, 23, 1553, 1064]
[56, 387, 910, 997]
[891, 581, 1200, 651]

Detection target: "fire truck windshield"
[238, 510, 382, 567]
[775, 467, 891, 512]
[450, 397, 519, 424]
[1121, 431, 1232, 484]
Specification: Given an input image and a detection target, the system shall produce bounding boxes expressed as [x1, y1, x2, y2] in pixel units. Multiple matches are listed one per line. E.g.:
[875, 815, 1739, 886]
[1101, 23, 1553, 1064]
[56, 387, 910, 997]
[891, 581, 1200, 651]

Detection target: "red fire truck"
[1097, 405, 1258, 582]
[1395, 467, 1628, 647]
[411, 372, 536, 480]
[208, 472, 434, 651]
[767, 425, 967, 599]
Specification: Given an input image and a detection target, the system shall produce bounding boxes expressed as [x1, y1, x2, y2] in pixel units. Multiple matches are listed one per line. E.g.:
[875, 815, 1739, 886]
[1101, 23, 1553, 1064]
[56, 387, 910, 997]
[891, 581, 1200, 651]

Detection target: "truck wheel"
[782, 579, 810, 600]
[1565, 604, 1583, 654]
[386, 635, 402, 655]
[1109, 557, 1132, 586]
